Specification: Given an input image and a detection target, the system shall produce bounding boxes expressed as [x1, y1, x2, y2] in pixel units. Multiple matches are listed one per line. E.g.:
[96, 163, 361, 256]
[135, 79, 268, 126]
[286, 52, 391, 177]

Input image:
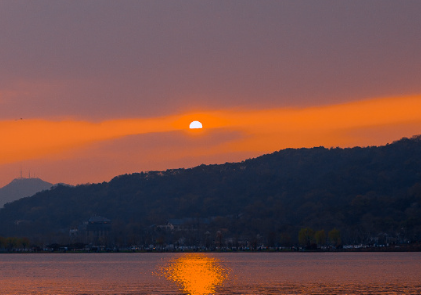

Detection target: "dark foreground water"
[0, 252, 420, 294]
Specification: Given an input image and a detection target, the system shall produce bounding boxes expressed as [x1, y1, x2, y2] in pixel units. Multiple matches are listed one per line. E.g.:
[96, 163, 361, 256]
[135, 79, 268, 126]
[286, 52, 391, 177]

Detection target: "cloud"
[0, 116, 172, 164]
[1, 1, 421, 121]
[8, 129, 248, 186]
[1, 96, 420, 178]
[222, 96, 421, 151]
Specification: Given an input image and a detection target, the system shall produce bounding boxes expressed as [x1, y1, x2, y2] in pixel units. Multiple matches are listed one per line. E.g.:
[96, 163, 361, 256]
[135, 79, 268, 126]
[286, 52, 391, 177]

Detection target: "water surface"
[0, 252, 420, 294]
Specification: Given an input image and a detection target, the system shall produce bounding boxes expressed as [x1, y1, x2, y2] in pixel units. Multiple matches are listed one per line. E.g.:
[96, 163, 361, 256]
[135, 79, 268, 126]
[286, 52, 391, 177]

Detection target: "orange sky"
[1, 1, 421, 187]
[1, 95, 420, 186]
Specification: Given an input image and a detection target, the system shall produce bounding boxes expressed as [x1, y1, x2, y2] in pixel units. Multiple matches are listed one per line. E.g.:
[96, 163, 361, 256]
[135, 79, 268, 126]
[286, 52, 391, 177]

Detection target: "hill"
[0, 178, 53, 208]
[0, 135, 420, 247]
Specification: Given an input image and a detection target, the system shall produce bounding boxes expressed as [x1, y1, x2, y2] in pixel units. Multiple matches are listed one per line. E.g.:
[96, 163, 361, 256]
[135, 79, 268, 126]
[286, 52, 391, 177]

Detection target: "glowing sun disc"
[189, 121, 202, 129]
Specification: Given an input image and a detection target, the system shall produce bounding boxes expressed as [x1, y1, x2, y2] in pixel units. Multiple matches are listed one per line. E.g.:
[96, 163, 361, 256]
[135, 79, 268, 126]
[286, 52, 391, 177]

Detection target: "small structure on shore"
[86, 216, 111, 244]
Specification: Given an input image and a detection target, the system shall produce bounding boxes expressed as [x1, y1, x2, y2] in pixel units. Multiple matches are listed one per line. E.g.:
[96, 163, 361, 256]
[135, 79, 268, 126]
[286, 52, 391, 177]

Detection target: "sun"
[189, 121, 203, 129]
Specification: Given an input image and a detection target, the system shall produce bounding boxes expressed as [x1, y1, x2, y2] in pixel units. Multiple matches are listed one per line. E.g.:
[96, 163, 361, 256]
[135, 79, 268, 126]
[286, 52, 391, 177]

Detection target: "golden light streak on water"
[162, 253, 228, 295]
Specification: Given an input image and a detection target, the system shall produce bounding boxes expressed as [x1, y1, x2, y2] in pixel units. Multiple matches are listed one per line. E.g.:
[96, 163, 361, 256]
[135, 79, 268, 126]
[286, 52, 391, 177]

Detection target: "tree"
[267, 231, 276, 248]
[216, 231, 223, 248]
[315, 230, 326, 247]
[6, 237, 18, 251]
[298, 228, 315, 247]
[280, 232, 292, 247]
[329, 228, 341, 246]
[20, 237, 30, 250]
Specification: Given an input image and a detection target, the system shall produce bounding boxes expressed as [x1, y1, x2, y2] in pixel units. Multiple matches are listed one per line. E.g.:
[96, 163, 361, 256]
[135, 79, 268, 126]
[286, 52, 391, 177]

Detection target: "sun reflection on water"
[162, 253, 228, 295]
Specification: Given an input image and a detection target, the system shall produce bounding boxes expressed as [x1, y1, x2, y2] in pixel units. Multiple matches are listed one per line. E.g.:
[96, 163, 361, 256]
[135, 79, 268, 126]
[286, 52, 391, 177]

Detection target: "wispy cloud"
[221, 95, 421, 151]
[1, 96, 420, 166]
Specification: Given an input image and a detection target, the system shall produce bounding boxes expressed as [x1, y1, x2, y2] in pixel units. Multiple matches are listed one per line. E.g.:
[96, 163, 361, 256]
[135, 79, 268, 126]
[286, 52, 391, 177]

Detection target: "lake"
[0, 252, 420, 294]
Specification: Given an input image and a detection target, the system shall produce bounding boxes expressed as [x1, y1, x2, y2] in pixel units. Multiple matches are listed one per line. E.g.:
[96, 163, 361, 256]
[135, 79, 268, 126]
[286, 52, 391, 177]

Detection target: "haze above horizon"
[1, 1, 420, 187]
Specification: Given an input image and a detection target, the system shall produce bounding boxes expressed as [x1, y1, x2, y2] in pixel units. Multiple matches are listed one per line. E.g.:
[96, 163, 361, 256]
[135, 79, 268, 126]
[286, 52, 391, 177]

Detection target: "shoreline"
[1, 245, 420, 254]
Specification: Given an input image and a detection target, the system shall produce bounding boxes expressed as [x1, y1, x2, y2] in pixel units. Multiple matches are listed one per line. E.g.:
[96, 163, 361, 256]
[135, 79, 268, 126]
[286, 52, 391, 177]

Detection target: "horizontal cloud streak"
[222, 96, 421, 151]
[1, 96, 420, 166]
[1, 117, 176, 164]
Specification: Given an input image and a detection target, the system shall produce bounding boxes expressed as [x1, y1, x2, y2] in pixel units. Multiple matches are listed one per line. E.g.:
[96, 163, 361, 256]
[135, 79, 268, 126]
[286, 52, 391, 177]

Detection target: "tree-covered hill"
[1, 135, 420, 246]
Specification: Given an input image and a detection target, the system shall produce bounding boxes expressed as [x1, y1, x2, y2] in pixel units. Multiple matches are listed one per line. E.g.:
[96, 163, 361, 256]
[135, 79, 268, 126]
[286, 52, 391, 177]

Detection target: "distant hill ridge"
[0, 135, 420, 245]
[0, 178, 53, 208]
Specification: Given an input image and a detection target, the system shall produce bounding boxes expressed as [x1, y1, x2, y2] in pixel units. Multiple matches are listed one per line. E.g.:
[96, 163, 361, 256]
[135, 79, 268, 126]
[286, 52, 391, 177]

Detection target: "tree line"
[298, 228, 341, 249]
[0, 236, 31, 251]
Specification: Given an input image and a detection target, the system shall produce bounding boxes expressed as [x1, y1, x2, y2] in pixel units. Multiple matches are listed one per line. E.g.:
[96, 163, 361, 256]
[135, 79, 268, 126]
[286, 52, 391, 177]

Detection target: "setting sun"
[189, 121, 203, 129]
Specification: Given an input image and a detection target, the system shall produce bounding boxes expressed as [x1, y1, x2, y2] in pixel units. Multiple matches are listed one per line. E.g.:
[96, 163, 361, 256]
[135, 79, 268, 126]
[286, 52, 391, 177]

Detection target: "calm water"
[0, 252, 420, 294]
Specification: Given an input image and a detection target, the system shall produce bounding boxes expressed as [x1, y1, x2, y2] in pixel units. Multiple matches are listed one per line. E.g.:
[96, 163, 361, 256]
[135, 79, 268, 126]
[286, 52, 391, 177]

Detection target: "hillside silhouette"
[0, 135, 420, 247]
[0, 177, 53, 208]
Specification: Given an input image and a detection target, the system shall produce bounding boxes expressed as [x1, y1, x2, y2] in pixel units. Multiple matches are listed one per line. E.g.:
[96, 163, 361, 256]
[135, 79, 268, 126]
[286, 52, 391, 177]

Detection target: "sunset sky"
[1, 0, 420, 187]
